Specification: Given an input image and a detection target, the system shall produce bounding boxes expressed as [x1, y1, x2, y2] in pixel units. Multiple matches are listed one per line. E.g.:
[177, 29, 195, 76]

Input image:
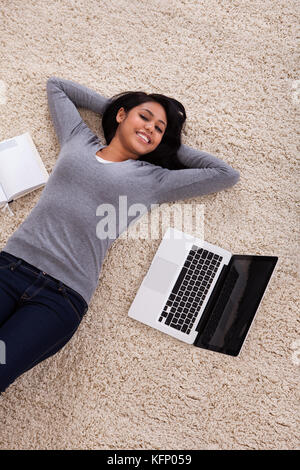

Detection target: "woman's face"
[115, 101, 167, 155]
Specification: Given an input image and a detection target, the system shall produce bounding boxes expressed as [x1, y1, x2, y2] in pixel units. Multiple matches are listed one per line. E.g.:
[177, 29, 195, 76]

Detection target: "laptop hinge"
[195, 259, 232, 333]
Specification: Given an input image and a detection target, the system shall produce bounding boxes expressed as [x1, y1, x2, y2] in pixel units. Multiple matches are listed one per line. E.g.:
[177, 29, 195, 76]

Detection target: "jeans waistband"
[1, 250, 88, 312]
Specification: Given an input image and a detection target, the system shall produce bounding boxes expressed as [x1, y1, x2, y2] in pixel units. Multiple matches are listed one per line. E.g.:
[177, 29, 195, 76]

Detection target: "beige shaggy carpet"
[0, 0, 299, 450]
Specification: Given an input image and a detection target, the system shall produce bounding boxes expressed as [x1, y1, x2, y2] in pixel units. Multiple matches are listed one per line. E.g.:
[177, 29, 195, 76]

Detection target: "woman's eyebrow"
[141, 108, 166, 127]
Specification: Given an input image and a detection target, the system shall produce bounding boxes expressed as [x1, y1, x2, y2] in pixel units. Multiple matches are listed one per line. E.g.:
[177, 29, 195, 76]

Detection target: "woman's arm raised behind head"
[152, 143, 240, 204]
[46, 76, 111, 147]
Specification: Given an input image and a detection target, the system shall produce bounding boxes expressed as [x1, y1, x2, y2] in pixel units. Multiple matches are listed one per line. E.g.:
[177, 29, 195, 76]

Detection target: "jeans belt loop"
[11, 259, 22, 271]
[58, 281, 65, 293]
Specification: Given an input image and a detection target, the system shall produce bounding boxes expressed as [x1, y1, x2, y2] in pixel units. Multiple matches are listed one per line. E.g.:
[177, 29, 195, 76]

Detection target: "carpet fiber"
[0, 0, 299, 450]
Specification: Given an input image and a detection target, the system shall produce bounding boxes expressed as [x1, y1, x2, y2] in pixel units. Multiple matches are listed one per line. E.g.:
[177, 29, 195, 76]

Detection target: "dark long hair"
[101, 90, 187, 170]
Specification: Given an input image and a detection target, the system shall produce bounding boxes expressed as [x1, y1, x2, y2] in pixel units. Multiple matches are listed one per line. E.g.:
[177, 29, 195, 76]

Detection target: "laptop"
[128, 227, 278, 356]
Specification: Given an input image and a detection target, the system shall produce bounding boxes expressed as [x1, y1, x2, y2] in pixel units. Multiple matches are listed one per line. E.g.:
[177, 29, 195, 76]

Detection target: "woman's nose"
[145, 122, 153, 131]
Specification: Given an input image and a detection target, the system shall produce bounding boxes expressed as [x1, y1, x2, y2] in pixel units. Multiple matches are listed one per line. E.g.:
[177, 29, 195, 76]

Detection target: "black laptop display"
[194, 255, 278, 356]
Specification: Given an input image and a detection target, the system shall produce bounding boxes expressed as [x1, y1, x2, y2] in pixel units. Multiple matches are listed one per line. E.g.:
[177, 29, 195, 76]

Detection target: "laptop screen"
[194, 255, 278, 356]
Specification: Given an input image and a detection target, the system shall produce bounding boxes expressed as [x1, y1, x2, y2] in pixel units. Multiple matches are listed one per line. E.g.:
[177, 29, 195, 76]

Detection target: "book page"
[0, 132, 49, 201]
[0, 182, 7, 206]
[9, 183, 46, 202]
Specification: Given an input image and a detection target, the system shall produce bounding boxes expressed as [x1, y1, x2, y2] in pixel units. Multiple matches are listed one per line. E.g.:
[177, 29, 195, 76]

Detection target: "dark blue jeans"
[0, 250, 88, 393]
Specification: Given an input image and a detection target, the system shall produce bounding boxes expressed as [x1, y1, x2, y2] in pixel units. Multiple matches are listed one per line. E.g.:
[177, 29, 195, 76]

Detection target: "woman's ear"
[116, 107, 127, 124]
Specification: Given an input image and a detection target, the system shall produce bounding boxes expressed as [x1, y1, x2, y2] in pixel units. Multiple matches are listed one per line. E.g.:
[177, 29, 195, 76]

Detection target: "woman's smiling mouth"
[136, 132, 151, 144]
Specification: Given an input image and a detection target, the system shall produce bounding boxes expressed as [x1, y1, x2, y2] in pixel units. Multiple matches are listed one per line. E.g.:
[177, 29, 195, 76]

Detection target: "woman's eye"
[140, 114, 163, 133]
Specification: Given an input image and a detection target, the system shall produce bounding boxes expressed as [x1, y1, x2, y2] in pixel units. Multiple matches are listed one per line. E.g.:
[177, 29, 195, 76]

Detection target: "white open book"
[0, 132, 49, 213]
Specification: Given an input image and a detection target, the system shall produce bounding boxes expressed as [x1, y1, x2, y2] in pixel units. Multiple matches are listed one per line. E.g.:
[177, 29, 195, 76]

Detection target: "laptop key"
[171, 267, 187, 294]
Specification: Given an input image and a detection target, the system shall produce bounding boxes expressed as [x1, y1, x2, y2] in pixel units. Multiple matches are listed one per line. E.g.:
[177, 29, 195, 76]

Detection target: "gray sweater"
[3, 77, 240, 305]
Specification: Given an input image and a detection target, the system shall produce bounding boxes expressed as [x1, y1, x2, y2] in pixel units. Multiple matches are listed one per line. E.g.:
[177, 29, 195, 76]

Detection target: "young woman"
[0, 77, 240, 393]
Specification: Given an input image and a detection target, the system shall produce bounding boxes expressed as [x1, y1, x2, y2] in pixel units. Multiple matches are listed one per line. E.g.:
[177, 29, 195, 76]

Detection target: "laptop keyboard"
[158, 245, 223, 334]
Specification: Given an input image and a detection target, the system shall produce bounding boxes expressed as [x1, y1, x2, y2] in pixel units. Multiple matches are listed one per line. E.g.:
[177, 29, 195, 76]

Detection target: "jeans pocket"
[61, 289, 84, 322]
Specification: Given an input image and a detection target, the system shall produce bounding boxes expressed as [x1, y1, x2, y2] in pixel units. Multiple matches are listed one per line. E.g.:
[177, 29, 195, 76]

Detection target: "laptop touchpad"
[143, 256, 180, 295]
